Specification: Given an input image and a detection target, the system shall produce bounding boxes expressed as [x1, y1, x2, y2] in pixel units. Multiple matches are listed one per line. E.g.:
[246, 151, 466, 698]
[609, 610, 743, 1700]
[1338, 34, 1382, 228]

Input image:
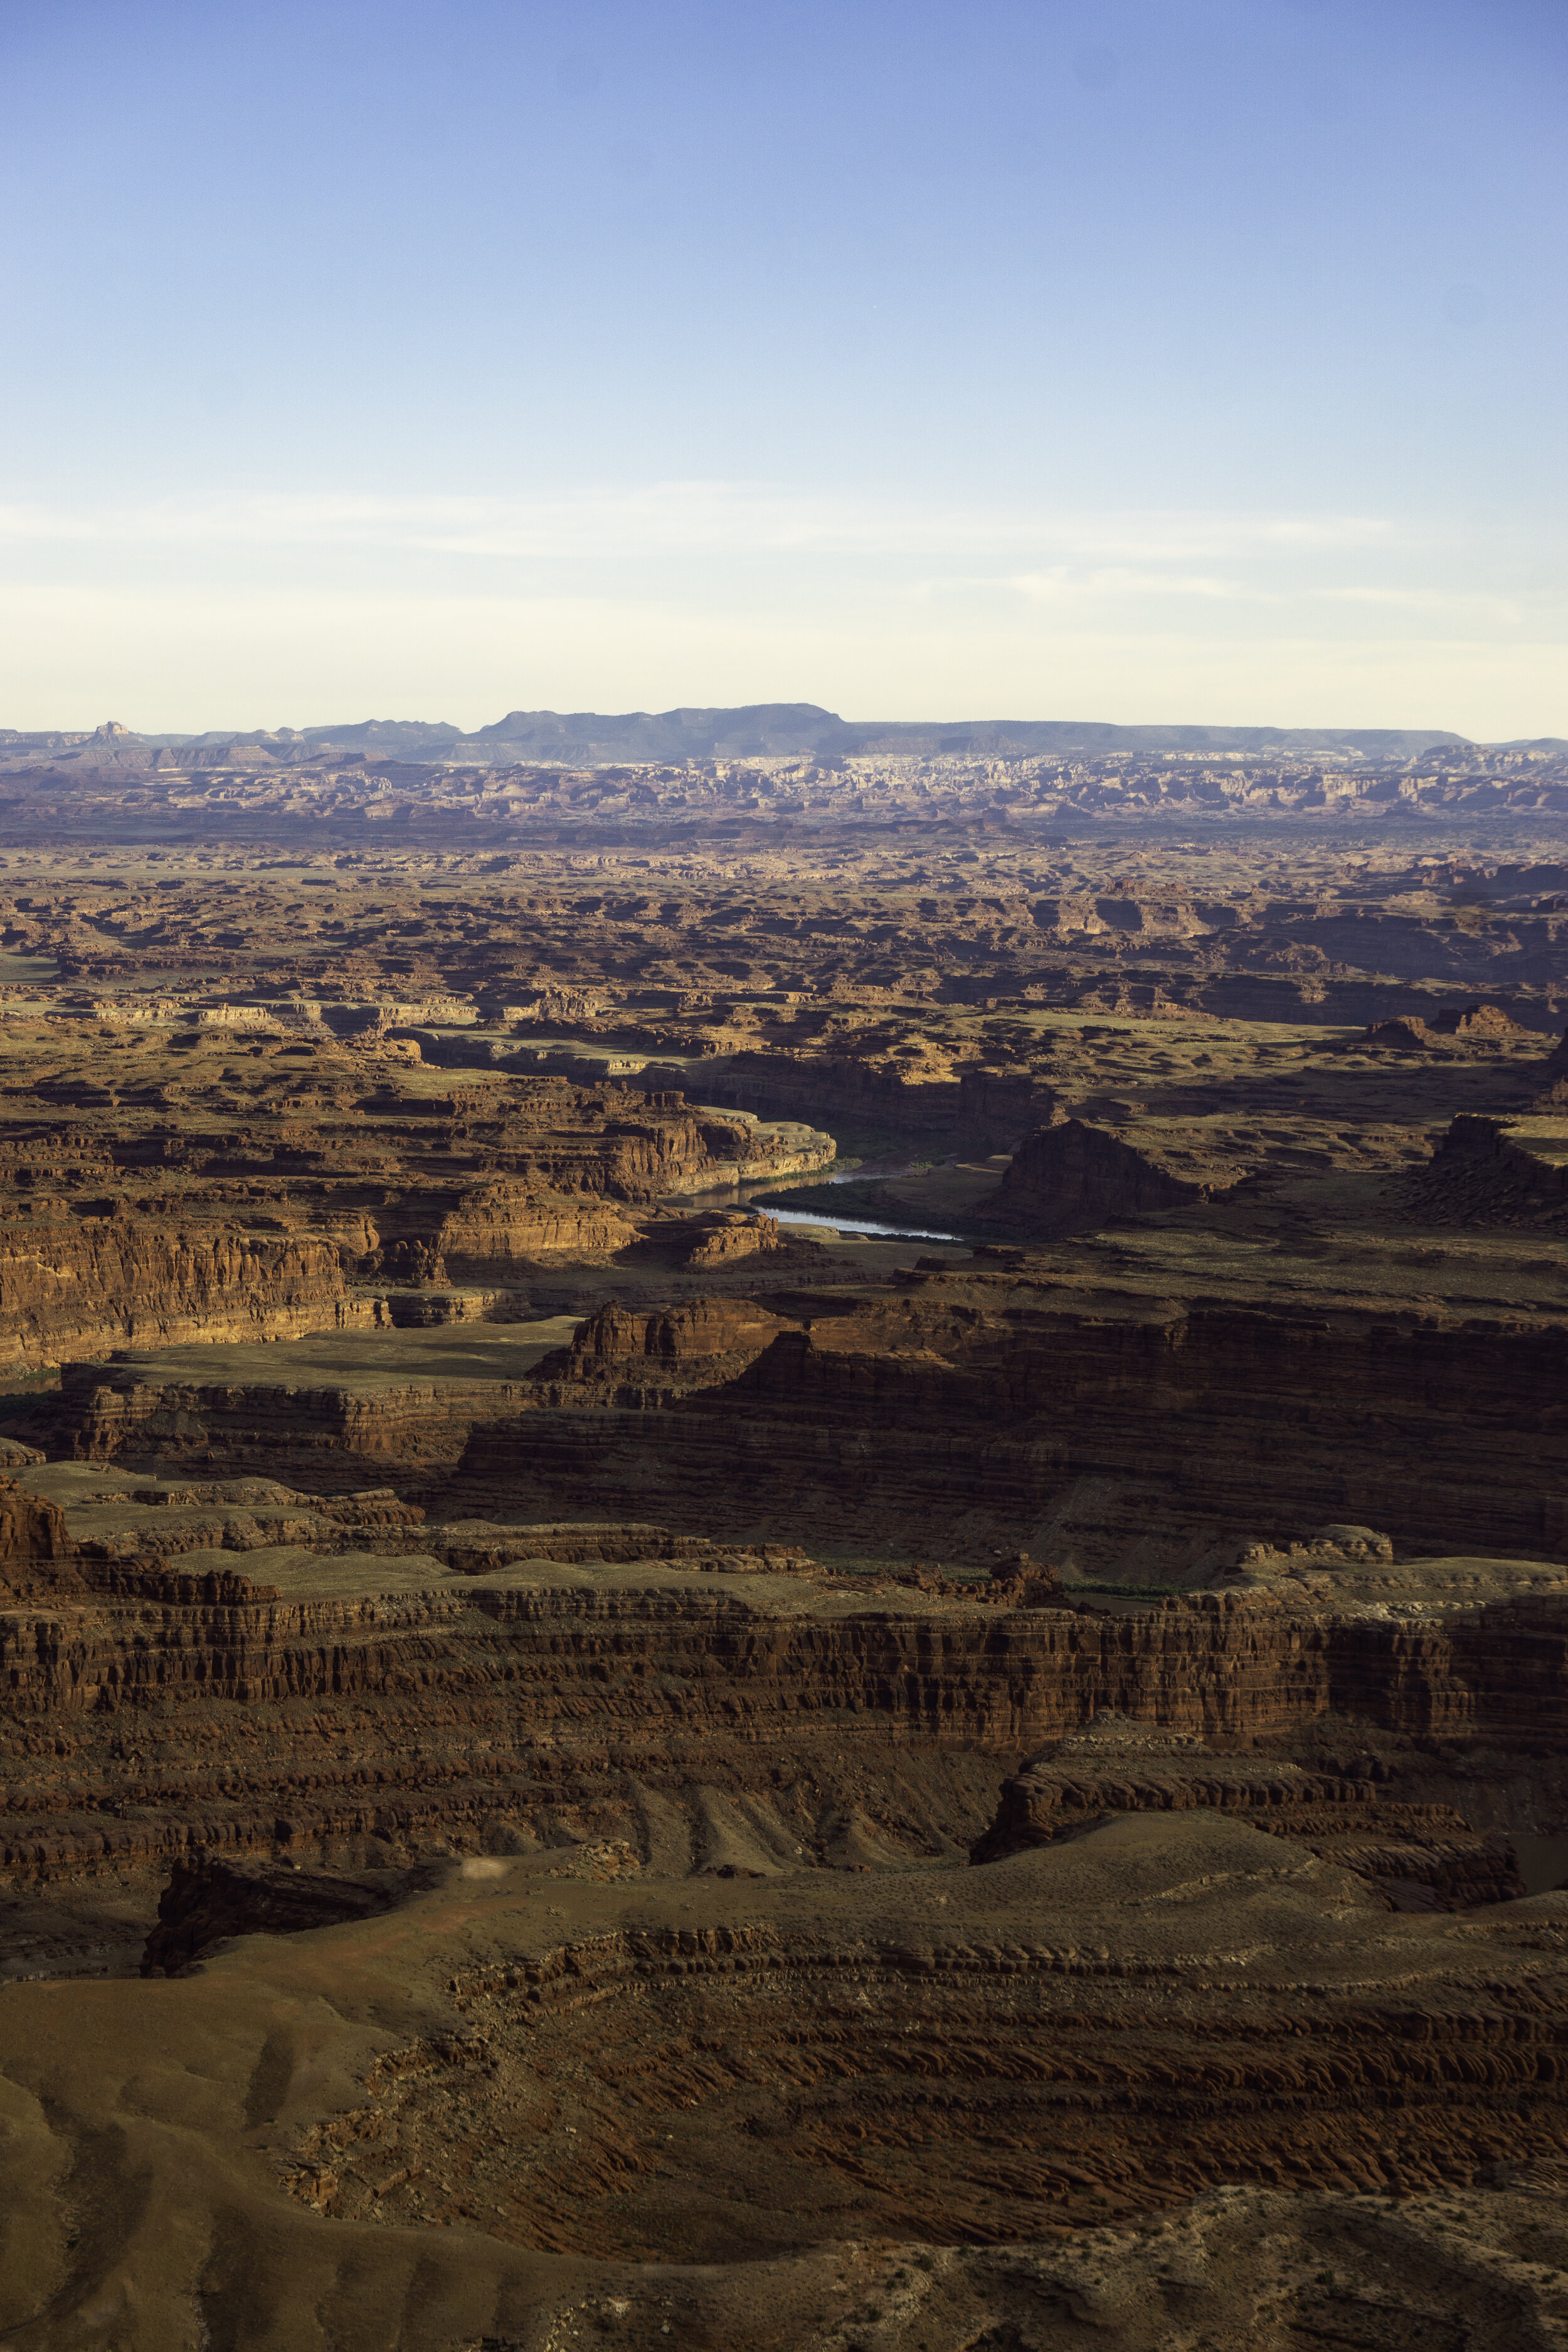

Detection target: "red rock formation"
[971, 1743, 1523, 1906]
[0, 1476, 77, 1597]
[538, 1297, 790, 1396]
[980, 1117, 1247, 1236]
[26, 1361, 546, 1491]
[675, 1210, 790, 1265]
[0, 1078, 835, 1370]
[1364, 1003, 1532, 1051]
[445, 1289, 1568, 1567]
[37, 1275, 1568, 1568]
[435, 1181, 639, 1271]
[1433, 1000, 1532, 1037]
[439, 1522, 812, 1573]
[1401, 1111, 1568, 1228]
[1364, 1015, 1438, 1047]
[3, 1582, 1565, 1885]
[984, 1551, 1064, 1608]
[0, 1219, 352, 1364]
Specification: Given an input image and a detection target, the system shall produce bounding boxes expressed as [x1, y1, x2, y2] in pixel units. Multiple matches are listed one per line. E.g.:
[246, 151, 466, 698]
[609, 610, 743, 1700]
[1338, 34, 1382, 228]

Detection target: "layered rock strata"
[972, 1728, 1523, 1907]
[3, 1568, 1567, 1890]
[0, 1477, 76, 1599]
[442, 1286, 1568, 1568]
[277, 1828, 1568, 2259]
[37, 1271, 1568, 1572]
[29, 1367, 536, 1491]
[3, 1813, 1568, 2349]
[40, 1269, 1568, 1571]
[0, 1219, 356, 1364]
[0, 1058, 834, 1370]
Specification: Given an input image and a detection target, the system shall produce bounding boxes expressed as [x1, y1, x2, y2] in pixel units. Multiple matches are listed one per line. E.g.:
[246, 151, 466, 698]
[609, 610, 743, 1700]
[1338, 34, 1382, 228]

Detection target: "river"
[674, 1152, 970, 1246]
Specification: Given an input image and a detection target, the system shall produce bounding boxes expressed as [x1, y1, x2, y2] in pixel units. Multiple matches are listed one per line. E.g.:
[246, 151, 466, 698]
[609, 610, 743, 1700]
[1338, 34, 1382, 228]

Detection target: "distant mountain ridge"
[4, 705, 1561, 762]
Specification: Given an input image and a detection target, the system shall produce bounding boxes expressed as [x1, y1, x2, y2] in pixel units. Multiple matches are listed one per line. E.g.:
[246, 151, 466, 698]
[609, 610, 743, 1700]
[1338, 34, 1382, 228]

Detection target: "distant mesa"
[23, 704, 1554, 763]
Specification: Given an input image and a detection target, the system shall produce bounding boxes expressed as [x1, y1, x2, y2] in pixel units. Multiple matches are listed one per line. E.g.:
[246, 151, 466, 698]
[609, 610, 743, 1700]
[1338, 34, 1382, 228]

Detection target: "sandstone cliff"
[38, 1276, 1568, 1572]
[970, 1720, 1523, 1905]
[0, 1476, 77, 1599]
[980, 1116, 1249, 1236]
[0, 1218, 352, 1367]
[442, 1286, 1568, 1570]
[27, 1359, 546, 1491]
[0, 1074, 835, 1371]
[3, 1571, 1565, 1887]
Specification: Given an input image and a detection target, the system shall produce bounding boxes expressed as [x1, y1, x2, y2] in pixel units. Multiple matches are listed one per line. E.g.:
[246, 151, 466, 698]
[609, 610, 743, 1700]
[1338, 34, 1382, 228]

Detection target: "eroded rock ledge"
[3, 1561, 1566, 1887]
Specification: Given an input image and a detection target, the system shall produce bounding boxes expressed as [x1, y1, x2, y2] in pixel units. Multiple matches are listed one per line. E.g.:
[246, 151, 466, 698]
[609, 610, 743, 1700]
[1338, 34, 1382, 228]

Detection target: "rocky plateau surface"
[1, 780, 1567, 2348]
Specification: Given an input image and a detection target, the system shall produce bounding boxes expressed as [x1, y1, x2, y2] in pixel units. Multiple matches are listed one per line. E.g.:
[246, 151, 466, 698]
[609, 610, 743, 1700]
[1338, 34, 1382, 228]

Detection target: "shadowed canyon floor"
[1, 775, 1567, 2349]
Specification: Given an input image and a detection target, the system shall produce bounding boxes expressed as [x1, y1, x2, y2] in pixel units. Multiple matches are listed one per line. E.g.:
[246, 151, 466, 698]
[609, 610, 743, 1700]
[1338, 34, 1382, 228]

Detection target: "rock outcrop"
[141, 1855, 409, 1976]
[3, 1569, 1567, 1886]
[536, 1297, 791, 1399]
[671, 1209, 793, 1266]
[0, 1219, 355, 1364]
[281, 1821, 1568, 2260]
[0, 1477, 77, 1598]
[24, 1360, 548, 1491]
[1401, 1111, 1568, 1229]
[0, 1064, 835, 1372]
[442, 1286, 1568, 1569]
[972, 1717, 1524, 1905]
[980, 1117, 1249, 1236]
[1364, 1000, 1534, 1049]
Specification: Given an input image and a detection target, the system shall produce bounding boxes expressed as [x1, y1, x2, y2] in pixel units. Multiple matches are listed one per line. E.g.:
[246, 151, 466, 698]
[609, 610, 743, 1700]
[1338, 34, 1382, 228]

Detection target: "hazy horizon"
[11, 701, 1550, 753]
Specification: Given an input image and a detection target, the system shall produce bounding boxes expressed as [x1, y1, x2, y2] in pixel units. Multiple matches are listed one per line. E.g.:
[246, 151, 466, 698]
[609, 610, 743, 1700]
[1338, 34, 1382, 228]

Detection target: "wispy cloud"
[4, 484, 1553, 738]
[1, 578, 1560, 739]
[1315, 584, 1526, 623]
[1007, 566, 1253, 603]
[0, 484, 1396, 566]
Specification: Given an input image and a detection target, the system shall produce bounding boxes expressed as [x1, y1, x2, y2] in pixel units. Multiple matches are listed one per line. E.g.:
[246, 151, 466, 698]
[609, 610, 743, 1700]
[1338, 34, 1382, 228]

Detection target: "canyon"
[0, 729, 1565, 2349]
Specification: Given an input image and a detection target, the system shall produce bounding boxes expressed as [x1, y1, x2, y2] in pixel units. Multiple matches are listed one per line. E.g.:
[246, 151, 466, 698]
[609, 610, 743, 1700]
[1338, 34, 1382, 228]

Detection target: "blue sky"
[1, 0, 1563, 734]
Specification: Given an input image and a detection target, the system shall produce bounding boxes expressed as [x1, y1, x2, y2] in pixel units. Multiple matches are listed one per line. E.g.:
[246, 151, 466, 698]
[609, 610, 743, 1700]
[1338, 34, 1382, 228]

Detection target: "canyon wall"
[3, 1576, 1565, 1886]
[0, 1219, 353, 1369]
[40, 1285, 1568, 1566]
[445, 1291, 1568, 1568]
[0, 1085, 834, 1369]
[29, 1364, 541, 1491]
[678, 1051, 1055, 1148]
[0, 1476, 75, 1599]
